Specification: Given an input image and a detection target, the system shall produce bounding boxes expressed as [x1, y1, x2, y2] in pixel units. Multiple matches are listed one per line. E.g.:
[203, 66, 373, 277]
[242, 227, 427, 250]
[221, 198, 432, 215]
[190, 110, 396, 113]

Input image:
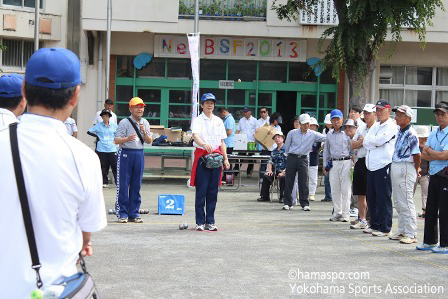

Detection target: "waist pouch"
[201, 153, 223, 169]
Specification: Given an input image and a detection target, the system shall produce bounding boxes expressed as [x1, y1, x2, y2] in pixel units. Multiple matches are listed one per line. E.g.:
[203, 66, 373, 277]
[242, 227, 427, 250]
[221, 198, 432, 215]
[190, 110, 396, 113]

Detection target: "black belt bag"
[201, 153, 223, 169]
[332, 157, 351, 161]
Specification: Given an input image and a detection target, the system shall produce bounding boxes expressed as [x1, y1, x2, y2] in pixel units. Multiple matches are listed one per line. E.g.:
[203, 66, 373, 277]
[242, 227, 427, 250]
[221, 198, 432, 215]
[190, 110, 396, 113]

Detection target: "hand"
[266, 170, 273, 176]
[203, 144, 213, 154]
[127, 134, 137, 142]
[223, 159, 230, 170]
[81, 242, 93, 257]
[278, 171, 285, 178]
[139, 124, 146, 135]
[417, 167, 422, 177]
[323, 169, 328, 176]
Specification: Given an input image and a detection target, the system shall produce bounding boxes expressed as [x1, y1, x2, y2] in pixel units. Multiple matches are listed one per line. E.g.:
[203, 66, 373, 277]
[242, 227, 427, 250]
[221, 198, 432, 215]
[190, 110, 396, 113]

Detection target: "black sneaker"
[321, 198, 332, 202]
[257, 197, 269, 202]
[278, 197, 284, 204]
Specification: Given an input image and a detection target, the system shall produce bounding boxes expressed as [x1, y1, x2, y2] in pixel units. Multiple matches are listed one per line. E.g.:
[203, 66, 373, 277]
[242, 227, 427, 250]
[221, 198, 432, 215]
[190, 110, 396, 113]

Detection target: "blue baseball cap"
[201, 93, 216, 103]
[25, 48, 81, 89]
[330, 109, 343, 119]
[0, 74, 23, 98]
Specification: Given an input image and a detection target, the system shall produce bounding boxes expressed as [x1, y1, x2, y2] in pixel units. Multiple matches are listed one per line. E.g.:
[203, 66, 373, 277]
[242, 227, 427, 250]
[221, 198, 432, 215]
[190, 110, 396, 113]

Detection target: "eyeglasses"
[260, 111, 267, 113]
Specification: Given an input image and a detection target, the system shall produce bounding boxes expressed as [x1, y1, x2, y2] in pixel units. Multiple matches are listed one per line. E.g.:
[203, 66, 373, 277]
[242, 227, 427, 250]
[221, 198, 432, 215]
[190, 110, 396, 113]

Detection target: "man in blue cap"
[0, 74, 27, 129]
[0, 48, 107, 297]
[324, 109, 353, 222]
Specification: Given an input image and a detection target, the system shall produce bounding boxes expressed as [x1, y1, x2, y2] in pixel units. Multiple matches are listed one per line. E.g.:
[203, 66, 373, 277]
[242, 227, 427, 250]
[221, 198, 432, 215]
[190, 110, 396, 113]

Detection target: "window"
[3, 0, 43, 8]
[136, 58, 165, 78]
[259, 61, 287, 82]
[167, 59, 191, 79]
[200, 60, 226, 80]
[228, 60, 256, 82]
[379, 65, 448, 107]
[116, 56, 134, 78]
[1, 39, 36, 68]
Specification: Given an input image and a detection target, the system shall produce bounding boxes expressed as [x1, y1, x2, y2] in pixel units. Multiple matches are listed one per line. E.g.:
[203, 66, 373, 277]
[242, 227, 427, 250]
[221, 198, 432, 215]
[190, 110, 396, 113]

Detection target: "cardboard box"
[151, 125, 165, 138]
[164, 128, 182, 142]
[254, 124, 276, 150]
[234, 134, 248, 150]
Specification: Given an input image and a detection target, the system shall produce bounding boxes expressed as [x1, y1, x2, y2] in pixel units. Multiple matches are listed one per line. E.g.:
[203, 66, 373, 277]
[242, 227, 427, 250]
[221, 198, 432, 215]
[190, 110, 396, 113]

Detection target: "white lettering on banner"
[219, 80, 235, 89]
[156, 35, 307, 62]
[187, 34, 200, 125]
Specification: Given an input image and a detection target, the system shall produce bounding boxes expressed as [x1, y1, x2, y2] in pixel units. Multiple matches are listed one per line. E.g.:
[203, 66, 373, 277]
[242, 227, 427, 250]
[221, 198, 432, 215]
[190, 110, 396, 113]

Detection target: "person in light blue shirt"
[417, 101, 448, 253]
[218, 107, 235, 149]
[88, 109, 118, 187]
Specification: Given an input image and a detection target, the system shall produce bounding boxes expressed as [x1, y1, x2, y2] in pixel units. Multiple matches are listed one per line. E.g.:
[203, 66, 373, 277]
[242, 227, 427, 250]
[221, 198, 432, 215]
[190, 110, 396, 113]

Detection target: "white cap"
[310, 117, 319, 126]
[324, 113, 331, 125]
[272, 131, 285, 140]
[363, 104, 376, 113]
[413, 125, 430, 138]
[393, 105, 413, 118]
[344, 119, 357, 127]
[299, 114, 311, 124]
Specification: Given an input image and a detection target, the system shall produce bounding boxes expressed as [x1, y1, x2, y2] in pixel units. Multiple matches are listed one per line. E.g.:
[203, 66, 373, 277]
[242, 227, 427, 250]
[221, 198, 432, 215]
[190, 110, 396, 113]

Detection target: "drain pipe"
[97, 32, 103, 111]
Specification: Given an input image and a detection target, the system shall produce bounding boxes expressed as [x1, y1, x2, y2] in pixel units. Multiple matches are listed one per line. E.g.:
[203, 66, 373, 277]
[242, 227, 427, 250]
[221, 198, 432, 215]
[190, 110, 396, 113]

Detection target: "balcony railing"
[299, 0, 338, 26]
[179, 0, 267, 21]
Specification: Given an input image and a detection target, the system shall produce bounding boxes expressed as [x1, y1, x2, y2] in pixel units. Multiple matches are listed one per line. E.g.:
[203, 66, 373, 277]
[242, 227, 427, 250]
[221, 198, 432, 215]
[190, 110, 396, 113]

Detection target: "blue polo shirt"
[223, 113, 236, 148]
[392, 125, 420, 163]
[88, 122, 118, 153]
[426, 126, 448, 175]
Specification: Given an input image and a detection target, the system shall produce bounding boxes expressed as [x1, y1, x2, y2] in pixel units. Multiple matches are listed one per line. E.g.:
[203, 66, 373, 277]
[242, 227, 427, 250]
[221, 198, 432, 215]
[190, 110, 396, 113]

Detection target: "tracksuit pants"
[195, 159, 220, 225]
[366, 164, 393, 233]
[97, 151, 117, 185]
[391, 162, 418, 237]
[308, 165, 318, 196]
[329, 160, 352, 219]
[424, 175, 448, 247]
[284, 154, 309, 208]
[116, 148, 144, 219]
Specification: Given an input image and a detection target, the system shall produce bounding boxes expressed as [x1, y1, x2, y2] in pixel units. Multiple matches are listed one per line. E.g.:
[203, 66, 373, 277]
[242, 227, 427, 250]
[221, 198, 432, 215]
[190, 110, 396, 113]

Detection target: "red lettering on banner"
[205, 39, 215, 55]
[289, 41, 298, 58]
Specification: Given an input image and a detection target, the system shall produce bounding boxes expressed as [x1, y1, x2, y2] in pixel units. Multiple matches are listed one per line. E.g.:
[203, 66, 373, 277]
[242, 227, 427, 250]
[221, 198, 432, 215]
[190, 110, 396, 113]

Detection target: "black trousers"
[366, 164, 392, 233]
[284, 154, 309, 207]
[260, 172, 285, 199]
[97, 152, 117, 185]
[424, 175, 448, 247]
[258, 149, 271, 177]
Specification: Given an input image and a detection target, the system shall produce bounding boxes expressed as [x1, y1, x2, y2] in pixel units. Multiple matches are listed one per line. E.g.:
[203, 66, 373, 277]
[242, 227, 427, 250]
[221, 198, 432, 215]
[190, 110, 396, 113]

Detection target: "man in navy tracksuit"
[114, 97, 152, 223]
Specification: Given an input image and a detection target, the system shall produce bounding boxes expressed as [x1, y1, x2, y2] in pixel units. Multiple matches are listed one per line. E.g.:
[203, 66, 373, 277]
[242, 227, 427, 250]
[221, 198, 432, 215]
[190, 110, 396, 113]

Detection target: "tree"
[273, 0, 444, 108]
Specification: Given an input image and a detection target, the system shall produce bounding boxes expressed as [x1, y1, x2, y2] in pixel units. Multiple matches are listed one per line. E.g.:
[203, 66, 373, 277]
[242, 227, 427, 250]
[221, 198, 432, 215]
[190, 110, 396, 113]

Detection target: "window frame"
[0, 38, 38, 69]
[1, 0, 44, 9]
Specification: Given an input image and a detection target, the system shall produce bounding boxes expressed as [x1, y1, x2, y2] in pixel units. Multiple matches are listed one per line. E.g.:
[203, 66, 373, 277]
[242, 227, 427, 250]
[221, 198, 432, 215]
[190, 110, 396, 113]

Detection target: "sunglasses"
[260, 111, 267, 113]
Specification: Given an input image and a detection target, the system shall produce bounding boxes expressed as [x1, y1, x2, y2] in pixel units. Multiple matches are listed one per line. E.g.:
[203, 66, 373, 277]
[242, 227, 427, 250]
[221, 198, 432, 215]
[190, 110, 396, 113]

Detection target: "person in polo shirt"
[0, 74, 26, 130]
[0, 48, 106, 298]
[94, 98, 117, 125]
[417, 101, 448, 254]
[284, 113, 326, 211]
[88, 109, 118, 188]
[218, 106, 236, 176]
[64, 116, 78, 138]
[389, 105, 421, 244]
[308, 117, 322, 202]
[350, 104, 377, 230]
[363, 99, 398, 237]
[190, 93, 230, 231]
[321, 113, 333, 202]
[235, 107, 257, 177]
[114, 97, 152, 223]
[324, 109, 353, 222]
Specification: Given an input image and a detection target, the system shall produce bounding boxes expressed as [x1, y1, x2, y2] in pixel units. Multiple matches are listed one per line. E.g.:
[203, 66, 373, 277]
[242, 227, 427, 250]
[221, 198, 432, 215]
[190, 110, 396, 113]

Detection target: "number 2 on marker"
[166, 199, 175, 209]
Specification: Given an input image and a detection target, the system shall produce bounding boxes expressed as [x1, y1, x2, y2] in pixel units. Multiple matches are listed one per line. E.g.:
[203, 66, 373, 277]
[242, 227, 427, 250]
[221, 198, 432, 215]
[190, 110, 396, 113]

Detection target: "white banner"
[188, 33, 200, 127]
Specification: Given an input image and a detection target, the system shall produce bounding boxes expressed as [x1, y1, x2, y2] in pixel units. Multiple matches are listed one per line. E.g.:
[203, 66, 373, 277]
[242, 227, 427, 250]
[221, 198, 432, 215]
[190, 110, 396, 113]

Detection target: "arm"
[193, 133, 213, 153]
[413, 153, 421, 175]
[313, 131, 326, 143]
[363, 124, 397, 148]
[220, 140, 230, 169]
[352, 137, 363, 149]
[421, 146, 435, 161]
[425, 147, 448, 160]
[140, 123, 152, 144]
[323, 135, 331, 175]
[72, 131, 78, 138]
[235, 121, 241, 134]
[81, 232, 92, 257]
[284, 131, 292, 153]
[115, 135, 136, 144]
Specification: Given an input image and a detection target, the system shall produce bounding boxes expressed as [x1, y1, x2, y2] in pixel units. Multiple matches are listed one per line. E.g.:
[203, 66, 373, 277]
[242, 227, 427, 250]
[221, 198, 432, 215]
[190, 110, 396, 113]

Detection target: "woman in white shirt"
[190, 93, 230, 231]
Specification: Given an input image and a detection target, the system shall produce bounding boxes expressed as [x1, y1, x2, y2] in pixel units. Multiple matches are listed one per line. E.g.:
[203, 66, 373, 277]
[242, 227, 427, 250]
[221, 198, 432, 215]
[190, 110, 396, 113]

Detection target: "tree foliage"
[273, 0, 444, 106]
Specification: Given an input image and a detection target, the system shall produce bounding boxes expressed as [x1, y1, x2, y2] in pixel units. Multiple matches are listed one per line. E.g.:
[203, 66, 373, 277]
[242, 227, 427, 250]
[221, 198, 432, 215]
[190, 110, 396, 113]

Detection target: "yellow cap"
[129, 97, 146, 107]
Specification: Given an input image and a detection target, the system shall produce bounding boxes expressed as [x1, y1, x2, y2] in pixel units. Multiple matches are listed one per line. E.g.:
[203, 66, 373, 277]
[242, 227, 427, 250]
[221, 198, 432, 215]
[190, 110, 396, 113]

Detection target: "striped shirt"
[115, 116, 150, 150]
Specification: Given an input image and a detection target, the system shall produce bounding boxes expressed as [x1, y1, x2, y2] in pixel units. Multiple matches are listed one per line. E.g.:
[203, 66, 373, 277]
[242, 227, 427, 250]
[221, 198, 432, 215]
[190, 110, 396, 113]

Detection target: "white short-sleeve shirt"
[0, 114, 107, 298]
[0, 107, 18, 130]
[191, 112, 227, 150]
[64, 117, 78, 136]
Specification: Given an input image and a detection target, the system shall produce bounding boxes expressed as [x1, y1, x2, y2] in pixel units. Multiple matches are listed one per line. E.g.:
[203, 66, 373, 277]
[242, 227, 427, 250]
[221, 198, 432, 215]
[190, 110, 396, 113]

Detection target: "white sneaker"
[205, 224, 218, 231]
[282, 205, 290, 210]
[308, 195, 315, 201]
[372, 231, 391, 237]
[349, 208, 358, 217]
[195, 224, 205, 231]
[400, 236, 417, 244]
[340, 217, 350, 222]
[389, 233, 405, 240]
[303, 206, 310, 211]
[363, 228, 373, 234]
[350, 220, 368, 229]
[329, 215, 342, 221]
[103, 184, 108, 188]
